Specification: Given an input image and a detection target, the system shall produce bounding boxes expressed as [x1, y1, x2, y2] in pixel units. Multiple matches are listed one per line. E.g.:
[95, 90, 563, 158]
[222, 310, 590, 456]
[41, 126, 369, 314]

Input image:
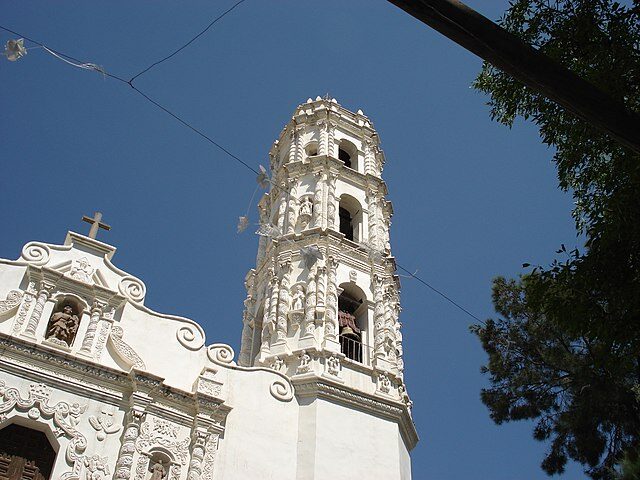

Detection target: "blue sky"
[1, 1, 586, 478]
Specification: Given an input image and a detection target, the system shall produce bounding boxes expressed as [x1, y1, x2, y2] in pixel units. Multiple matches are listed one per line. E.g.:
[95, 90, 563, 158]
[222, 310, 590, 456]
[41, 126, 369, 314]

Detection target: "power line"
[129, 0, 248, 84]
[1, 23, 484, 325]
[397, 265, 484, 324]
[0, 24, 260, 177]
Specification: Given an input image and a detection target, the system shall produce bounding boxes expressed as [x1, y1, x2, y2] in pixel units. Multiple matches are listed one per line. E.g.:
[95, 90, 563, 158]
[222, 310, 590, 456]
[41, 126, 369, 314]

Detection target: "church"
[0, 98, 417, 480]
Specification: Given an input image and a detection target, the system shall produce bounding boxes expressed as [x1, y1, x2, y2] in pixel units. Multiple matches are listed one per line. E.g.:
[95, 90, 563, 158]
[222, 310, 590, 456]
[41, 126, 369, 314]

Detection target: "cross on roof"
[82, 212, 111, 240]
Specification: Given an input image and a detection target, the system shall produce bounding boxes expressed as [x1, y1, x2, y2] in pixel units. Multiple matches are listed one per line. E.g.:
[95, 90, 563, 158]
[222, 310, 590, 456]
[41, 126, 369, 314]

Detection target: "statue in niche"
[291, 285, 305, 311]
[299, 196, 313, 218]
[46, 304, 80, 346]
[149, 463, 166, 480]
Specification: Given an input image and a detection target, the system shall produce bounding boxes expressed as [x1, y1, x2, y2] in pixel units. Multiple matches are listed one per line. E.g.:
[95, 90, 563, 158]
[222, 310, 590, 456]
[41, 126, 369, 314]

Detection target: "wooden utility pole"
[387, 0, 640, 155]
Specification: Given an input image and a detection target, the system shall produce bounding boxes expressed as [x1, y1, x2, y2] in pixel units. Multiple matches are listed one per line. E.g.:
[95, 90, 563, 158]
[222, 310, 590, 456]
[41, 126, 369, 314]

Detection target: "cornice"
[292, 376, 418, 450]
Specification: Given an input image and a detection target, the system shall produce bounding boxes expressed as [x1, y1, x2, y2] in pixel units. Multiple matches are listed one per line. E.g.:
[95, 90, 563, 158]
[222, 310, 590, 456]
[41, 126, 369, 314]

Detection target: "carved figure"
[150, 463, 166, 480]
[45, 305, 80, 346]
[291, 285, 305, 311]
[299, 197, 313, 218]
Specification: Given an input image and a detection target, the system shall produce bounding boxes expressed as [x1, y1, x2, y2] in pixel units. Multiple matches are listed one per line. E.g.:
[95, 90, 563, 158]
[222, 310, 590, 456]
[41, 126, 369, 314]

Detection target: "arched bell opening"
[0, 422, 58, 480]
[338, 195, 362, 242]
[338, 139, 358, 171]
[338, 282, 367, 363]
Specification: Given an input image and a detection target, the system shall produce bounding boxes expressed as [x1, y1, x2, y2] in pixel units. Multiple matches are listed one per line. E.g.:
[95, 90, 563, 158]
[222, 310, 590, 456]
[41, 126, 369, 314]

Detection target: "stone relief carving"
[115, 410, 144, 480]
[84, 455, 110, 480]
[109, 325, 146, 370]
[195, 369, 222, 398]
[201, 434, 219, 480]
[89, 408, 122, 441]
[326, 355, 340, 376]
[68, 257, 95, 284]
[94, 320, 111, 361]
[207, 344, 294, 402]
[20, 242, 50, 265]
[13, 282, 35, 334]
[136, 418, 190, 466]
[296, 350, 312, 374]
[176, 324, 206, 351]
[377, 373, 392, 394]
[298, 196, 313, 228]
[0, 289, 23, 316]
[45, 304, 81, 347]
[118, 276, 146, 304]
[270, 356, 285, 372]
[0, 380, 87, 480]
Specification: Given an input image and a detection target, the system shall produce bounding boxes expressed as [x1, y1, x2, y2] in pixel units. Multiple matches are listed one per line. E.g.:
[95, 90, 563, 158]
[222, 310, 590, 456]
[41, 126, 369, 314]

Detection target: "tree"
[470, 1, 640, 478]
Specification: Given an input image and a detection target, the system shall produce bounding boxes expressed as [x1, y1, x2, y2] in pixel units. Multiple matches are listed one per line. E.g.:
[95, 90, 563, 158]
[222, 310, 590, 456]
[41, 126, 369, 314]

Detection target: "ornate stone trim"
[292, 378, 418, 450]
[0, 380, 88, 480]
[109, 326, 146, 370]
[0, 290, 23, 316]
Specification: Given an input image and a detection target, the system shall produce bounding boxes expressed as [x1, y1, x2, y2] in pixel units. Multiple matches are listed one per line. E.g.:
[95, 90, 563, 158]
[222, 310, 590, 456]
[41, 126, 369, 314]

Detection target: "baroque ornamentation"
[13, 281, 35, 334]
[118, 276, 146, 304]
[84, 455, 110, 480]
[114, 410, 144, 480]
[377, 373, 392, 394]
[326, 355, 340, 376]
[68, 257, 95, 284]
[21, 242, 50, 265]
[176, 324, 206, 351]
[109, 325, 146, 370]
[89, 408, 121, 441]
[0, 380, 87, 479]
[0, 289, 23, 316]
[136, 418, 190, 466]
[296, 350, 312, 374]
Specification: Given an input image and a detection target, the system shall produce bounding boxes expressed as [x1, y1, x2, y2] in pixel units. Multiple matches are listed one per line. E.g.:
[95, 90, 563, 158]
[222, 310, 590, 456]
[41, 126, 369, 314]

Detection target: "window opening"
[339, 207, 354, 241]
[338, 148, 352, 169]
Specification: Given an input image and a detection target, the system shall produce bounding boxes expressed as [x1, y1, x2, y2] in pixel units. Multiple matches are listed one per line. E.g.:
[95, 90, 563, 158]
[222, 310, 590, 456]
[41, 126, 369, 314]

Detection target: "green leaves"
[472, 1, 640, 478]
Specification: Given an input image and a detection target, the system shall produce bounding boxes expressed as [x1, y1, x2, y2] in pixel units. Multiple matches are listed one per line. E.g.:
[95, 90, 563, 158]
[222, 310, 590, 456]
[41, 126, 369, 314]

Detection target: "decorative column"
[22, 281, 54, 337]
[114, 410, 144, 480]
[326, 173, 338, 231]
[317, 119, 329, 156]
[316, 265, 326, 310]
[366, 190, 379, 249]
[372, 274, 386, 361]
[238, 296, 255, 366]
[276, 188, 287, 233]
[13, 281, 36, 335]
[260, 294, 272, 355]
[295, 126, 305, 162]
[79, 300, 106, 354]
[311, 173, 325, 229]
[286, 182, 298, 235]
[274, 261, 291, 345]
[327, 121, 336, 158]
[324, 256, 339, 347]
[257, 204, 269, 264]
[187, 431, 208, 480]
[363, 139, 376, 175]
[288, 128, 298, 163]
[301, 265, 317, 339]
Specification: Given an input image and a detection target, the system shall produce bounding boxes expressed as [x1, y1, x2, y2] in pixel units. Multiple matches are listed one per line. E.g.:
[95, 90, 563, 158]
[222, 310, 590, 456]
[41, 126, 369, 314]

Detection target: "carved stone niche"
[297, 196, 314, 230]
[44, 295, 85, 349]
[141, 449, 172, 480]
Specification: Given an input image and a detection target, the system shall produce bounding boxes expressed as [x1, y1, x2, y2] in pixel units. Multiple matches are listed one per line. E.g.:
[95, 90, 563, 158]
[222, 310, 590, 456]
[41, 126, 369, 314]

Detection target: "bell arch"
[338, 282, 369, 363]
[338, 139, 358, 171]
[338, 194, 362, 242]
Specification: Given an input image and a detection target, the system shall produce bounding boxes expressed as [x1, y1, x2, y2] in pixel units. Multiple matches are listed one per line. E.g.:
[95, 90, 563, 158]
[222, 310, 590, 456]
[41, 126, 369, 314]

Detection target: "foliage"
[471, 0, 640, 478]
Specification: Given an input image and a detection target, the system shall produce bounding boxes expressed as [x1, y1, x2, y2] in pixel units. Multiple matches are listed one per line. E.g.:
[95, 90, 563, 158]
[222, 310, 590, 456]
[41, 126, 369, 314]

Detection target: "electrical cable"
[129, 0, 248, 83]
[1, 23, 485, 326]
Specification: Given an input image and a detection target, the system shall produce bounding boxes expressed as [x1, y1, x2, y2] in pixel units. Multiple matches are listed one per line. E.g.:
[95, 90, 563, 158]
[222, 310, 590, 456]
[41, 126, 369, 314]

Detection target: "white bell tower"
[239, 97, 416, 479]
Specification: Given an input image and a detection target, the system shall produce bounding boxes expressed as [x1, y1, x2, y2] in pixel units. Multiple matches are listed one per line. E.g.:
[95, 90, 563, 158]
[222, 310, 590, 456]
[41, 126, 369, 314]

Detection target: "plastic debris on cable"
[360, 241, 385, 262]
[237, 216, 249, 233]
[256, 165, 270, 189]
[4, 39, 27, 61]
[300, 245, 323, 270]
[256, 223, 281, 239]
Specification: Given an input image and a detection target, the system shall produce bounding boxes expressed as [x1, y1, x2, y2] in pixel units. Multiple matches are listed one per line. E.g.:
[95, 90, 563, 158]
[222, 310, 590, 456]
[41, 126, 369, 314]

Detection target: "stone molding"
[292, 376, 418, 450]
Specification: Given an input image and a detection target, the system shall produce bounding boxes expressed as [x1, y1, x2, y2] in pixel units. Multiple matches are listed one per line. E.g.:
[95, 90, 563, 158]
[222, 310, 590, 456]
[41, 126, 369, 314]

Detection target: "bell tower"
[239, 97, 416, 478]
[239, 96, 406, 382]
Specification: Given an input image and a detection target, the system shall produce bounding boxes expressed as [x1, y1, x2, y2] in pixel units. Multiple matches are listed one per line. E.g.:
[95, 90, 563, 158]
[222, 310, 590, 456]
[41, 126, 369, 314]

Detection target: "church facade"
[0, 98, 417, 480]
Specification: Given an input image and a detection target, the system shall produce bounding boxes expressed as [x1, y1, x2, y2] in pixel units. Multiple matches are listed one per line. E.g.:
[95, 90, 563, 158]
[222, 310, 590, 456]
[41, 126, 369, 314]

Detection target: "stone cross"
[82, 212, 111, 239]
